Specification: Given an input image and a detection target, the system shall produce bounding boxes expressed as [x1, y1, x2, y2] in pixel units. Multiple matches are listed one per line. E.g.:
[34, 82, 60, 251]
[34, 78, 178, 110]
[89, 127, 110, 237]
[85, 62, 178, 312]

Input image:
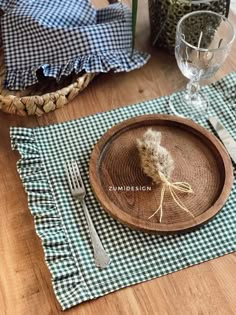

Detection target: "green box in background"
[149, 0, 230, 53]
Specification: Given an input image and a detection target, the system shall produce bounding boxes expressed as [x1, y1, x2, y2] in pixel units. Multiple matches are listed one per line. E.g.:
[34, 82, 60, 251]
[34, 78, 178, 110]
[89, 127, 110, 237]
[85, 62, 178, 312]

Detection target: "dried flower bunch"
[137, 128, 194, 222]
[137, 128, 174, 184]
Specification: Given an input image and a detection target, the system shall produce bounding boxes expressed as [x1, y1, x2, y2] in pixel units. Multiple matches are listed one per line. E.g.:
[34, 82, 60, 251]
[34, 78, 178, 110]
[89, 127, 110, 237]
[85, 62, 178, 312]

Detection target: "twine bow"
[148, 172, 194, 222]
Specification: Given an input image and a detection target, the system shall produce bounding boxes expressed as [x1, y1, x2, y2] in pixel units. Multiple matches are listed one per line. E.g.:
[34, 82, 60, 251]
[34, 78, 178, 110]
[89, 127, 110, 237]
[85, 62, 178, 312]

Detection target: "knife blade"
[208, 116, 236, 164]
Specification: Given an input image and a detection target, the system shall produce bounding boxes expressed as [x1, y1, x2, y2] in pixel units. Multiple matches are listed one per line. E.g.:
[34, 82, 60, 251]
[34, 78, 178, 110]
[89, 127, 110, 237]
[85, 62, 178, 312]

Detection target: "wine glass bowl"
[170, 11, 235, 119]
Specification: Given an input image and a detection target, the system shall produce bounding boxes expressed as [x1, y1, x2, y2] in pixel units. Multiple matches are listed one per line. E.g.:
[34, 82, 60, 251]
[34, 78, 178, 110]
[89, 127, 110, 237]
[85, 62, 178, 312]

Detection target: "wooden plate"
[89, 114, 234, 234]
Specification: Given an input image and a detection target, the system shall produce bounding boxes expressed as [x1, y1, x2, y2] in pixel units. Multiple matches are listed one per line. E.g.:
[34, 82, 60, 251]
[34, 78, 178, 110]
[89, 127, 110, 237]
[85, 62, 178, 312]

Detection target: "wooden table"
[0, 2, 236, 314]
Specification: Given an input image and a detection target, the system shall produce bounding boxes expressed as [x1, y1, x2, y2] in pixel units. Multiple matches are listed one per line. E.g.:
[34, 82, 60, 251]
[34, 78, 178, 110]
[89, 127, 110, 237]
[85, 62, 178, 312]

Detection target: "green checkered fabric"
[11, 72, 236, 310]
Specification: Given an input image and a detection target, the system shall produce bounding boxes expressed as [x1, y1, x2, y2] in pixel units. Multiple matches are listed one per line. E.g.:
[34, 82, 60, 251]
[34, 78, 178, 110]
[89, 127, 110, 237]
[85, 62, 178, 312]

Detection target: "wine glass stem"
[185, 79, 200, 102]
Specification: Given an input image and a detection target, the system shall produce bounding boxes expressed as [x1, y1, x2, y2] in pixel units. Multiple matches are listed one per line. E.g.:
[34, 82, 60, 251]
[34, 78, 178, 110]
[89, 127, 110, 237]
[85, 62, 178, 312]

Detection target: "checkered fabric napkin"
[0, 1, 149, 90]
[10, 73, 236, 310]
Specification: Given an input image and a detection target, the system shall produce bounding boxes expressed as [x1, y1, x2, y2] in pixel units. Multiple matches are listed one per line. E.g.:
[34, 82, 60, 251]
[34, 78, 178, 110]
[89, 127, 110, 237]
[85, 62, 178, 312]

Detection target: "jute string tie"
[148, 171, 194, 222]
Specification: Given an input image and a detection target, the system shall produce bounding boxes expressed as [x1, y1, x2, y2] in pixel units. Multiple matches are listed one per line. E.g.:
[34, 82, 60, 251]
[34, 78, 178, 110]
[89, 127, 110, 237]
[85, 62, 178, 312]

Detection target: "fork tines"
[66, 161, 85, 192]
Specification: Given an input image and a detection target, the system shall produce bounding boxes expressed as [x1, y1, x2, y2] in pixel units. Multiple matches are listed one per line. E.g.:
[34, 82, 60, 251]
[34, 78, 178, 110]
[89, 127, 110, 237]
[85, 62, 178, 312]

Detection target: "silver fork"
[65, 161, 110, 268]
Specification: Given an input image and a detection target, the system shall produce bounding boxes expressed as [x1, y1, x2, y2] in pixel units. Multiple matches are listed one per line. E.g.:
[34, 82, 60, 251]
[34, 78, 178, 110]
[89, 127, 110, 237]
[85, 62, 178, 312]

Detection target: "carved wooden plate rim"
[89, 114, 234, 234]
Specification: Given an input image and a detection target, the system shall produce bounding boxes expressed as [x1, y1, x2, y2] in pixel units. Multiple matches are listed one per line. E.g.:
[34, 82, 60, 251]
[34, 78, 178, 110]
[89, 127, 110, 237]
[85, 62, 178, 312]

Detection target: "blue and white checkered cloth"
[0, 0, 149, 90]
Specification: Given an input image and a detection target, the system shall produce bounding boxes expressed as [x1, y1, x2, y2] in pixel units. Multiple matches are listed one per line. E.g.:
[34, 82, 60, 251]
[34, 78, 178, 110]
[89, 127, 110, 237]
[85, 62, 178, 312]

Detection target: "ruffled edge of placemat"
[10, 127, 93, 310]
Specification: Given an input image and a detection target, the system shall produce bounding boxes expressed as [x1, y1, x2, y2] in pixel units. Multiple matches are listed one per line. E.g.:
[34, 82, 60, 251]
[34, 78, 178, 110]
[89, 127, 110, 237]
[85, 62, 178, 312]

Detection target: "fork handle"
[81, 200, 110, 268]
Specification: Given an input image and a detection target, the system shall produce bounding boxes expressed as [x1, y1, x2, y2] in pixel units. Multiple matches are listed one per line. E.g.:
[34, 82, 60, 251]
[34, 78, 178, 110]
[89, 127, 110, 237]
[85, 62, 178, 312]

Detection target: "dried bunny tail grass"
[137, 128, 194, 223]
[140, 127, 162, 144]
[137, 128, 174, 184]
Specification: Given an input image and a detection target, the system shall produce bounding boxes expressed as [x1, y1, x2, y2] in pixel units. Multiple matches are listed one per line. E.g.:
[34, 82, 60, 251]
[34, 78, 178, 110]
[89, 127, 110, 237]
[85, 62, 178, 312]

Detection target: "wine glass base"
[169, 90, 208, 119]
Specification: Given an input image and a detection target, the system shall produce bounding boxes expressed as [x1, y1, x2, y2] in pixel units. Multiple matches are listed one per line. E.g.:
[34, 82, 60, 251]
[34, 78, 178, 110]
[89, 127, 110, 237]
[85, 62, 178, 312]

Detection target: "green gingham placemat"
[11, 73, 236, 310]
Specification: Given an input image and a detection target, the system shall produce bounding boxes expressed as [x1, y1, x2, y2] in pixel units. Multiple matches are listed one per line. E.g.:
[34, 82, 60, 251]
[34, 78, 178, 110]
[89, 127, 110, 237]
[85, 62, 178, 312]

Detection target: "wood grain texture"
[89, 114, 233, 233]
[0, 1, 236, 314]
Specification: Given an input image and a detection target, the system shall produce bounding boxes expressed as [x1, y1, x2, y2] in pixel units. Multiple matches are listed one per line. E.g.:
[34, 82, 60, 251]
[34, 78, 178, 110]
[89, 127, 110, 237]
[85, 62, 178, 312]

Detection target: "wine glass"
[169, 10, 235, 119]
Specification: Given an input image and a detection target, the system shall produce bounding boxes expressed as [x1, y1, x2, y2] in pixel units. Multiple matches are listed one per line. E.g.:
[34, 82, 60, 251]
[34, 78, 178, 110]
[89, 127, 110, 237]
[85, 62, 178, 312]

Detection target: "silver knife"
[208, 116, 236, 164]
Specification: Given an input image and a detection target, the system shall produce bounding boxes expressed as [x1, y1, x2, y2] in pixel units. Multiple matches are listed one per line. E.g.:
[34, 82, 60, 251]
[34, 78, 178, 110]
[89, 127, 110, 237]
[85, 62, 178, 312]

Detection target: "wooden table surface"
[0, 1, 236, 314]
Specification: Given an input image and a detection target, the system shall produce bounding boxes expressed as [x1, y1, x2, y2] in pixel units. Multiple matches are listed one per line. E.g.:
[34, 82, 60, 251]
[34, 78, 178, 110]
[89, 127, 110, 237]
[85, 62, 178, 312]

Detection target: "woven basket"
[0, 65, 96, 116]
[0, 0, 117, 116]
